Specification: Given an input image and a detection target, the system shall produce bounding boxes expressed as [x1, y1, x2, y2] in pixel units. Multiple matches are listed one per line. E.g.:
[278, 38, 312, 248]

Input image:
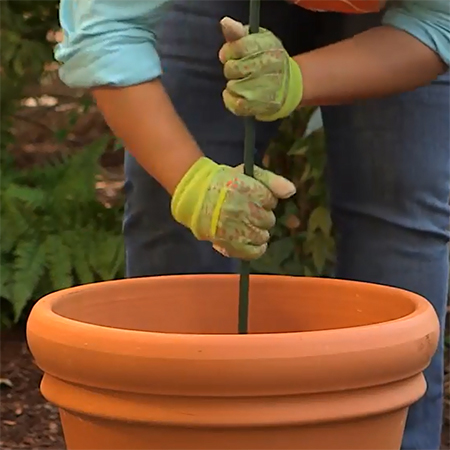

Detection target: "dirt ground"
[1, 327, 64, 450]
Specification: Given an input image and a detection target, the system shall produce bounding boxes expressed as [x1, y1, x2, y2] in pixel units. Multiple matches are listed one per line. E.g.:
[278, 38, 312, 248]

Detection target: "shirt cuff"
[56, 40, 162, 88]
[382, 3, 450, 67]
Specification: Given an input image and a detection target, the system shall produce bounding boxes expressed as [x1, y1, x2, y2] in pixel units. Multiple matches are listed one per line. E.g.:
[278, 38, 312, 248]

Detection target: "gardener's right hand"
[171, 157, 296, 260]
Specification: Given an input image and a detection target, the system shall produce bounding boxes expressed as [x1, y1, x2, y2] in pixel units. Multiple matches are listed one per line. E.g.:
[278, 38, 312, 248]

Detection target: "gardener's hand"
[171, 157, 296, 260]
[219, 17, 303, 122]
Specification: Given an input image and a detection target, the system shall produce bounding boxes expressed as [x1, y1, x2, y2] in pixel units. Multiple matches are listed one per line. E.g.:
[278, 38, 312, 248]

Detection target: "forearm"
[295, 25, 446, 106]
[93, 80, 203, 195]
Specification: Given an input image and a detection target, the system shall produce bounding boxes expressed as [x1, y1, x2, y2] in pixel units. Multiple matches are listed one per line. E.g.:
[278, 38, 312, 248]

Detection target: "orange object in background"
[289, 0, 384, 13]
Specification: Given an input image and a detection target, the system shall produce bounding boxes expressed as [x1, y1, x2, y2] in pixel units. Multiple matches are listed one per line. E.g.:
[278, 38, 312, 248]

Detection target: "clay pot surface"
[289, 0, 384, 13]
[27, 275, 439, 450]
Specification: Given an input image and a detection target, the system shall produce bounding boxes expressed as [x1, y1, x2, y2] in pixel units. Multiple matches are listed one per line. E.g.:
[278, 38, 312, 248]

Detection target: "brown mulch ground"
[1, 327, 64, 450]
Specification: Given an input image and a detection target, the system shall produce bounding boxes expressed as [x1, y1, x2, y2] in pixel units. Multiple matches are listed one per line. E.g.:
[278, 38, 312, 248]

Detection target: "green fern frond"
[11, 239, 46, 320]
[73, 246, 95, 285]
[89, 234, 125, 280]
[0, 258, 13, 301]
[108, 236, 125, 279]
[44, 234, 73, 291]
[50, 137, 109, 204]
[4, 183, 46, 209]
[1, 196, 32, 245]
[61, 230, 94, 285]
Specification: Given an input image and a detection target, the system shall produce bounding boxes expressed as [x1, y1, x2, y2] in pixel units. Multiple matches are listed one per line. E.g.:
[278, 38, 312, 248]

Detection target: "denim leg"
[124, 0, 315, 277]
[318, 14, 450, 449]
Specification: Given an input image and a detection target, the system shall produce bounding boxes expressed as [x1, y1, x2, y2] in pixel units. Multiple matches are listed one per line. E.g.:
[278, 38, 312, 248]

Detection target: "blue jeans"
[123, 2, 449, 448]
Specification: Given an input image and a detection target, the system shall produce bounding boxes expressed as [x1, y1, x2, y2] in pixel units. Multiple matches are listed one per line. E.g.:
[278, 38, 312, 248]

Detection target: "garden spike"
[221, 0, 261, 334]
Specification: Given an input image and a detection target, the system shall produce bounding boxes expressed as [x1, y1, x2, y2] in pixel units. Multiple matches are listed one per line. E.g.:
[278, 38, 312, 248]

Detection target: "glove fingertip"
[253, 167, 297, 199]
[213, 244, 230, 258]
[220, 17, 248, 42]
[222, 89, 234, 112]
[253, 243, 268, 260]
[218, 45, 228, 64]
[274, 179, 297, 199]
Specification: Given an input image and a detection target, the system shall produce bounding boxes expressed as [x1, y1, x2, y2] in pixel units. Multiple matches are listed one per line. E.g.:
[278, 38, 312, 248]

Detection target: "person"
[55, 1, 449, 449]
[55, 0, 297, 262]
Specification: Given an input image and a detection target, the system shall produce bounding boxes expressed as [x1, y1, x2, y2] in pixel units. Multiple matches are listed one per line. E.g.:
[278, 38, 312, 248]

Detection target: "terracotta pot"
[27, 275, 439, 450]
[289, 0, 384, 13]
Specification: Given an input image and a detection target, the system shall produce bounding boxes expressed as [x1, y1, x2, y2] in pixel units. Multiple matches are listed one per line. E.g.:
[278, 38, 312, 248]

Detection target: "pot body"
[27, 275, 439, 450]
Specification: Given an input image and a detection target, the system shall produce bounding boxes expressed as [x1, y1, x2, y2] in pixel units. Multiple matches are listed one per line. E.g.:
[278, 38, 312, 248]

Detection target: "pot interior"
[52, 276, 417, 334]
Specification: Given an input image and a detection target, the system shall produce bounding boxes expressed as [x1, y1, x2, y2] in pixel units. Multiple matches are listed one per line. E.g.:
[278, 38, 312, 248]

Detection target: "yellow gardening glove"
[219, 17, 303, 122]
[171, 157, 296, 260]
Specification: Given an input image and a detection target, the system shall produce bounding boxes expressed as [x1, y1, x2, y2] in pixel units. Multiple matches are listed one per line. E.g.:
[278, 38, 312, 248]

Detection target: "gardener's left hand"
[219, 18, 304, 122]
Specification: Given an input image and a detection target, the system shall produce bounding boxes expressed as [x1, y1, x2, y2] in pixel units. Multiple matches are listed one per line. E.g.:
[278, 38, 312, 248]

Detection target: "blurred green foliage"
[0, 140, 125, 327]
[1, 0, 59, 150]
[1, 1, 125, 327]
[253, 108, 334, 277]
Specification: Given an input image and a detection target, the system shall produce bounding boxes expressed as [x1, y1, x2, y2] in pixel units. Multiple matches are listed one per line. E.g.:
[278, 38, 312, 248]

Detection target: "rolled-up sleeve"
[382, 0, 450, 67]
[55, 0, 170, 88]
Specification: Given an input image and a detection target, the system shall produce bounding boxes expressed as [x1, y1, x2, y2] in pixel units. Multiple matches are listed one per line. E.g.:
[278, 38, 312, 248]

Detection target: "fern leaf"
[109, 237, 125, 279]
[1, 197, 31, 251]
[56, 137, 108, 204]
[11, 239, 46, 321]
[5, 183, 46, 209]
[73, 246, 95, 284]
[62, 230, 94, 285]
[44, 234, 73, 291]
[0, 258, 13, 301]
[89, 234, 125, 280]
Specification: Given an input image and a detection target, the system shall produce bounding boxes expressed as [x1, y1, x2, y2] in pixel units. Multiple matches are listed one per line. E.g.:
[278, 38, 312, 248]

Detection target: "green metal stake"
[238, 0, 261, 334]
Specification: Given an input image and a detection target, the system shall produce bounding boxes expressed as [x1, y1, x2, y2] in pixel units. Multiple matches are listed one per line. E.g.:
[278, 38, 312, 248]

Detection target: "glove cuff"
[258, 57, 303, 122]
[171, 157, 218, 236]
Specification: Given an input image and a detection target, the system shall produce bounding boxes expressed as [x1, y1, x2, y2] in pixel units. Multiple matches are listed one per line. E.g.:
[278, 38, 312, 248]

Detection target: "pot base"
[60, 409, 407, 450]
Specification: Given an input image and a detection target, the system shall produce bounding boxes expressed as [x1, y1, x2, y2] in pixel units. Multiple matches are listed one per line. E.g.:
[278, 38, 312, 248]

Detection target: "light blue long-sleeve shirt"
[55, 0, 450, 89]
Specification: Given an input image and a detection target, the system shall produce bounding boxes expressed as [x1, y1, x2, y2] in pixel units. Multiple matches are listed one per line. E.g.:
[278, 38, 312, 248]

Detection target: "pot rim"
[30, 275, 430, 337]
